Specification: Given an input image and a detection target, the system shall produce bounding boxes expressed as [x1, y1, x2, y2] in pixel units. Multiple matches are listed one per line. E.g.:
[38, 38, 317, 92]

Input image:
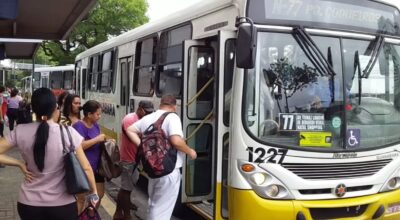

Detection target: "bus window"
[134, 37, 156, 96]
[82, 69, 87, 99]
[50, 71, 63, 89]
[185, 124, 212, 196]
[64, 70, 73, 90]
[100, 50, 114, 92]
[157, 24, 192, 97]
[187, 46, 214, 119]
[33, 72, 41, 90]
[244, 32, 344, 148]
[224, 39, 235, 126]
[89, 55, 99, 91]
[120, 60, 128, 105]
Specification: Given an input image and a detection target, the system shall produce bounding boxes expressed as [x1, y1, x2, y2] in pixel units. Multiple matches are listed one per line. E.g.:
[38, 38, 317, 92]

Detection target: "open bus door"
[182, 38, 217, 218]
[181, 32, 236, 219]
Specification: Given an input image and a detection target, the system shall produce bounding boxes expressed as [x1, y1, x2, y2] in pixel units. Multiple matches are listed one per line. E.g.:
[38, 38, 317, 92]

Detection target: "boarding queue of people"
[0, 88, 197, 220]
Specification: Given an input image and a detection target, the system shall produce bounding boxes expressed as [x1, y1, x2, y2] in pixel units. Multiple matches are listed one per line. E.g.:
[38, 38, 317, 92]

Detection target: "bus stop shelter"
[0, 0, 97, 59]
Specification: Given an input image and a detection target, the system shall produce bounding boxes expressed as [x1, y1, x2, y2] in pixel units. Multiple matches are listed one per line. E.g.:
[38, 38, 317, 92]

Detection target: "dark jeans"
[17, 202, 78, 220]
[7, 108, 18, 131]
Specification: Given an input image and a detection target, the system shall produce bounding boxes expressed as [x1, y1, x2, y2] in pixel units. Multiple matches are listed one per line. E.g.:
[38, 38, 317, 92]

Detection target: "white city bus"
[20, 76, 31, 99]
[33, 65, 74, 97]
[75, 0, 400, 219]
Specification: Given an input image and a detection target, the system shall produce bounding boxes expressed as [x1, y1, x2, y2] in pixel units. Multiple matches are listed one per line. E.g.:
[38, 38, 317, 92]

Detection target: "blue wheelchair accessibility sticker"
[346, 129, 360, 148]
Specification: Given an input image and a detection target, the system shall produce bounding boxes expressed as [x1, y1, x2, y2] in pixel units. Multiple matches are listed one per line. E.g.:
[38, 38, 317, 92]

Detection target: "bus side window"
[88, 56, 98, 91]
[82, 69, 87, 99]
[157, 24, 192, 97]
[100, 50, 114, 93]
[133, 37, 157, 96]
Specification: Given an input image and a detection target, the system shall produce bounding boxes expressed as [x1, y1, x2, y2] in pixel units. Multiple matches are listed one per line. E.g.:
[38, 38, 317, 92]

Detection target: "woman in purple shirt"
[0, 88, 98, 220]
[73, 100, 107, 214]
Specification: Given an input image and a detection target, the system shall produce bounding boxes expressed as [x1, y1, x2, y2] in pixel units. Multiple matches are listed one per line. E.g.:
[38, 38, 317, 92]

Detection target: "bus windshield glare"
[244, 32, 400, 150]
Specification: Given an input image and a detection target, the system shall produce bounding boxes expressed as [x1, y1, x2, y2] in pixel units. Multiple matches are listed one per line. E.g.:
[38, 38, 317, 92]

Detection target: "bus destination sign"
[248, 0, 400, 35]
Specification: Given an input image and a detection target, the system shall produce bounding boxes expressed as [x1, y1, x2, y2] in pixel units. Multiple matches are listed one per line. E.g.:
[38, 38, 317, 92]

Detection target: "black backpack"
[137, 112, 177, 178]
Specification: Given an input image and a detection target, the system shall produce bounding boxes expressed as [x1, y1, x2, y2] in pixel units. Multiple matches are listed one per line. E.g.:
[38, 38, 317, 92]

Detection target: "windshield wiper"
[354, 51, 362, 105]
[292, 27, 335, 77]
[362, 35, 384, 78]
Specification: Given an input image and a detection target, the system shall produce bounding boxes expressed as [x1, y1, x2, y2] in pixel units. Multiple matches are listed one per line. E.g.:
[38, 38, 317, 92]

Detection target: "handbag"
[78, 204, 101, 220]
[60, 124, 90, 194]
[97, 140, 122, 180]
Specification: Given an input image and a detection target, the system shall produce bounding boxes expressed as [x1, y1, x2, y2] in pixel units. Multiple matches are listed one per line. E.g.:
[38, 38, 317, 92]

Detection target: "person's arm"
[73, 123, 105, 150]
[169, 135, 197, 160]
[75, 145, 97, 195]
[126, 124, 141, 146]
[0, 138, 33, 182]
[81, 134, 105, 150]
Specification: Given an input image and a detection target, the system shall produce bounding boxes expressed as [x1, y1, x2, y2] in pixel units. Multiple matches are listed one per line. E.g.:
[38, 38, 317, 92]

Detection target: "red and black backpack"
[137, 112, 177, 178]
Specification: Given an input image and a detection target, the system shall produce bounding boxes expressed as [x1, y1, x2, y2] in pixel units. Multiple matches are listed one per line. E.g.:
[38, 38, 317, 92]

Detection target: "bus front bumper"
[229, 187, 400, 220]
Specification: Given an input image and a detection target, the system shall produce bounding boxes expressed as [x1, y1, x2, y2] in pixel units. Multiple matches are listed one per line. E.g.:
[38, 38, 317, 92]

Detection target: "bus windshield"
[244, 31, 400, 150]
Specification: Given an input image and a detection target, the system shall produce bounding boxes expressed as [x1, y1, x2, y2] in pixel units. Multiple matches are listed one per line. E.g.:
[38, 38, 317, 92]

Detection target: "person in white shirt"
[126, 95, 197, 220]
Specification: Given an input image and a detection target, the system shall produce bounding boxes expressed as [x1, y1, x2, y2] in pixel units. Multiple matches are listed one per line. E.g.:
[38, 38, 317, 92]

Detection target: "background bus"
[33, 65, 75, 97]
[75, 0, 400, 219]
[20, 76, 31, 99]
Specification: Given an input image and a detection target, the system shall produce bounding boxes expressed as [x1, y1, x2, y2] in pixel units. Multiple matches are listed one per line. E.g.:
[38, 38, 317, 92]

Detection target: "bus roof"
[34, 65, 75, 72]
[75, 0, 234, 60]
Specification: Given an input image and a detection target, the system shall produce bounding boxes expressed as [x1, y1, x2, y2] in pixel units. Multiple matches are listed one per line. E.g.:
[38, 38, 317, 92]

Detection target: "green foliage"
[5, 79, 16, 88]
[269, 58, 318, 98]
[41, 0, 149, 65]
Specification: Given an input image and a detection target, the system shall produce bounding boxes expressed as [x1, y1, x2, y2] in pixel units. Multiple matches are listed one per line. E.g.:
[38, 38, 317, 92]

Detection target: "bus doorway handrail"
[186, 110, 214, 141]
[186, 76, 215, 107]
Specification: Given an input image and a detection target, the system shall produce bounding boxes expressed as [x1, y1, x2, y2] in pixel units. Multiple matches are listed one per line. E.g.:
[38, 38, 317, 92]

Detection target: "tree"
[266, 58, 319, 112]
[41, 0, 148, 65]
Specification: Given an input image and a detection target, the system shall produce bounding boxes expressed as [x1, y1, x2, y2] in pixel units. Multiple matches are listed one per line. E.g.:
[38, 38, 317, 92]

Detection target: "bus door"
[182, 39, 217, 215]
[118, 57, 133, 115]
[41, 71, 50, 88]
[217, 31, 237, 219]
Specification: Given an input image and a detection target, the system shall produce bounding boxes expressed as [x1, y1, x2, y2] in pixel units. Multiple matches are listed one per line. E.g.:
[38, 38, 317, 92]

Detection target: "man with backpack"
[113, 100, 154, 220]
[126, 95, 197, 220]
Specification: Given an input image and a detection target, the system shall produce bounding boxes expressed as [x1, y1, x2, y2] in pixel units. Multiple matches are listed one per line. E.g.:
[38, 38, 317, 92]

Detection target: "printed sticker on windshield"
[346, 129, 360, 148]
[299, 132, 332, 147]
[332, 117, 341, 128]
[279, 113, 325, 131]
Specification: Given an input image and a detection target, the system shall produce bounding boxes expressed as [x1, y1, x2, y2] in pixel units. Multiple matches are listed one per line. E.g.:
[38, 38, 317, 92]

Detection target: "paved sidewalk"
[0, 147, 21, 220]
[0, 130, 113, 220]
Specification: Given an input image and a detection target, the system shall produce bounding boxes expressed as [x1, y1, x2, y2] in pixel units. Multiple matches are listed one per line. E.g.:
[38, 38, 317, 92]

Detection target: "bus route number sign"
[279, 113, 325, 131]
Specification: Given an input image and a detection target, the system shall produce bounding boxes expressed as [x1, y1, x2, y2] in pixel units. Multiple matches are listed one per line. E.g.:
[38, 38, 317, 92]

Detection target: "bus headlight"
[265, 184, 280, 197]
[388, 177, 399, 189]
[251, 172, 267, 185]
[238, 160, 294, 200]
[380, 169, 400, 192]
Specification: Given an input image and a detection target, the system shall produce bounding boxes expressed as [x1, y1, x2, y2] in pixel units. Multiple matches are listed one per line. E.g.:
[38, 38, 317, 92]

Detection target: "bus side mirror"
[236, 17, 257, 69]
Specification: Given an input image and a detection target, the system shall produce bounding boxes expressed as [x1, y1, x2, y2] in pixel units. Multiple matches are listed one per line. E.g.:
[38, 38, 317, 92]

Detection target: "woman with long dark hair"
[0, 88, 98, 220]
[73, 100, 107, 214]
[61, 94, 81, 125]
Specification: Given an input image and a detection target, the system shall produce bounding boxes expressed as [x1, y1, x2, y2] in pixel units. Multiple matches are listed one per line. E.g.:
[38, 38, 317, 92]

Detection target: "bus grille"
[310, 205, 367, 219]
[281, 159, 392, 180]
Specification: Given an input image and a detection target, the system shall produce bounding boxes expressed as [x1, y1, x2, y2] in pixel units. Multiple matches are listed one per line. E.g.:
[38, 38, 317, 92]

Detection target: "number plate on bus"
[387, 202, 400, 214]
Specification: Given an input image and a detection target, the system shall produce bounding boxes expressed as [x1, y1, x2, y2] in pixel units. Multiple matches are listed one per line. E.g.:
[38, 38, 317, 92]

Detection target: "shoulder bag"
[60, 124, 90, 194]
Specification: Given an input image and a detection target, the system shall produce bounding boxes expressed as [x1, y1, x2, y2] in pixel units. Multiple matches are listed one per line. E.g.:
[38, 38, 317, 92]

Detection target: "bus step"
[187, 201, 214, 220]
